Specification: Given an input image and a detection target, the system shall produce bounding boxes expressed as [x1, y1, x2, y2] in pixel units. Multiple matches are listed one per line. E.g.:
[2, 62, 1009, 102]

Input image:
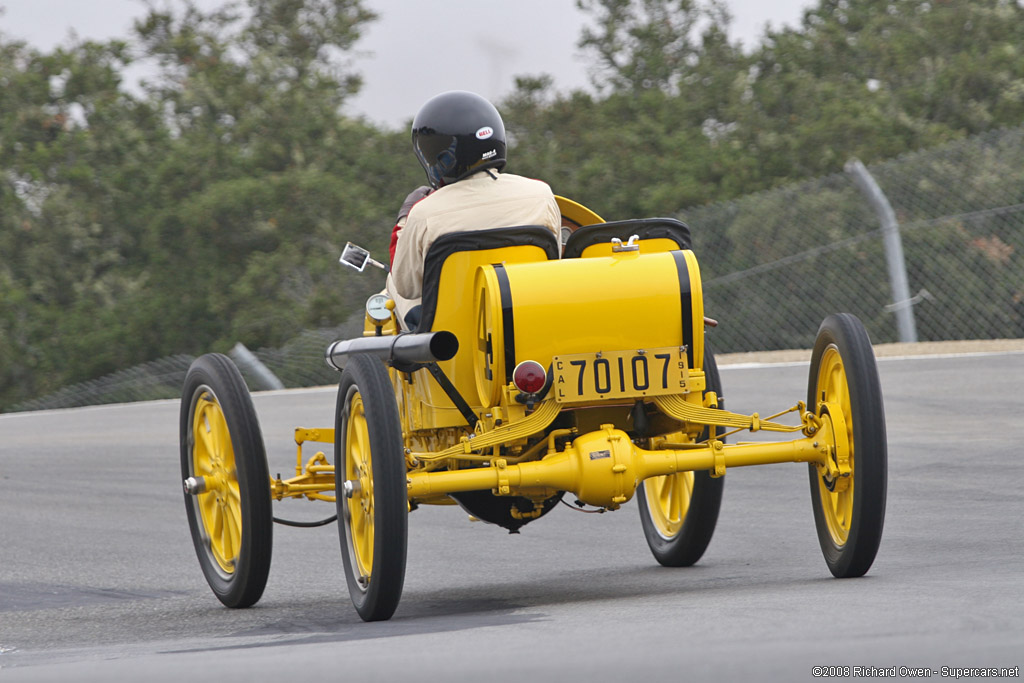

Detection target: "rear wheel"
[807, 313, 887, 578]
[180, 353, 272, 608]
[637, 340, 725, 566]
[335, 354, 408, 621]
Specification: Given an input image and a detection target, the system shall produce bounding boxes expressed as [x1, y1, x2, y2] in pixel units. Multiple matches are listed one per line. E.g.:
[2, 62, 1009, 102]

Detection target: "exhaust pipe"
[326, 331, 459, 371]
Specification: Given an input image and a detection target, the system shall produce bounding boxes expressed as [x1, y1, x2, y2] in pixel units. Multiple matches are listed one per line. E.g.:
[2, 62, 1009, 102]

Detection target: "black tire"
[180, 353, 272, 608]
[335, 354, 408, 621]
[807, 313, 887, 578]
[637, 340, 726, 567]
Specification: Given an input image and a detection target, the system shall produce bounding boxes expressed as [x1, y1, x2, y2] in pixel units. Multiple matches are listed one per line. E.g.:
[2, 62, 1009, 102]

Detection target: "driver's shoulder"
[494, 171, 554, 194]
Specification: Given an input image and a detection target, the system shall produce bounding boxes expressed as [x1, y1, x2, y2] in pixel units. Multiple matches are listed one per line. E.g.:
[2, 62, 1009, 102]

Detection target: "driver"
[387, 91, 561, 328]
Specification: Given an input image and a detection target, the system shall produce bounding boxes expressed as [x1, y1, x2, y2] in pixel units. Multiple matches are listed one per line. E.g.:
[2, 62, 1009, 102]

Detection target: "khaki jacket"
[387, 171, 560, 320]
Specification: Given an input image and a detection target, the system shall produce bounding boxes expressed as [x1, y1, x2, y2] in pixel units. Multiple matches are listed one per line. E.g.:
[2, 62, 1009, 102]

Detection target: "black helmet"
[412, 91, 507, 188]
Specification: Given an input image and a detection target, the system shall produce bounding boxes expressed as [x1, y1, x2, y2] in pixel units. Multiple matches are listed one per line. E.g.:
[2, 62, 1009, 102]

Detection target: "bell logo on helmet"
[476, 126, 494, 140]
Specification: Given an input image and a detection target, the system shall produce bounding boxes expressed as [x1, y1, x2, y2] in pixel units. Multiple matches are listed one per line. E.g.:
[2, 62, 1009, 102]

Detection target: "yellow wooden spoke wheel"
[181, 354, 272, 608]
[343, 394, 375, 582]
[644, 471, 695, 539]
[807, 314, 887, 578]
[814, 346, 855, 545]
[191, 392, 243, 574]
[335, 354, 407, 622]
[637, 341, 724, 567]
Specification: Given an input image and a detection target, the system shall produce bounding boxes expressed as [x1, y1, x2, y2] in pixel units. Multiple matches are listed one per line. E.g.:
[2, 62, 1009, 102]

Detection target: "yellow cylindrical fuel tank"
[473, 249, 705, 407]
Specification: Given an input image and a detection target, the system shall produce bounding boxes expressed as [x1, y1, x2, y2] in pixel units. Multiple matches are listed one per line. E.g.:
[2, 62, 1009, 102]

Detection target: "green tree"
[506, 0, 748, 218]
[733, 0, 1024, 181]
[0, 31, 163, 407]
[0, 0, 416, 410]
[510, 0, 1024, 218]
[576, 0, 738, 95]
[126, 0, 414, 356]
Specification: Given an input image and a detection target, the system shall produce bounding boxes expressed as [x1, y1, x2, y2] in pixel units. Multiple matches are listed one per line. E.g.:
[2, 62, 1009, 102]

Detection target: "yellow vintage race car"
[179, 196, 887, 621]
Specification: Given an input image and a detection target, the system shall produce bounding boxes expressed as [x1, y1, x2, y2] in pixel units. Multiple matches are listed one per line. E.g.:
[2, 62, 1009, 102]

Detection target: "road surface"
[1, 351, 1021, 681]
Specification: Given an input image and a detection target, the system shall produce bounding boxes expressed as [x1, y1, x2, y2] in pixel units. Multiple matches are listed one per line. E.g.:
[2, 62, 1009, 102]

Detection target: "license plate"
[552, 347, 688, 403]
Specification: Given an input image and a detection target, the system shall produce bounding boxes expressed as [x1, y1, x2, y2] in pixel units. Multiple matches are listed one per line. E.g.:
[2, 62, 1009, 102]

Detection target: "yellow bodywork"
[397, 240, 552, 433]
[555, 195, 604, 227]
[286, 198, 843, 516]
[473, 249, 704, 404]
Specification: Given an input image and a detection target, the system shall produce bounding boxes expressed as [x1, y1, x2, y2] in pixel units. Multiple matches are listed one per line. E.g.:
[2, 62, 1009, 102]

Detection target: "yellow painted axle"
[407, 424, 831, 509]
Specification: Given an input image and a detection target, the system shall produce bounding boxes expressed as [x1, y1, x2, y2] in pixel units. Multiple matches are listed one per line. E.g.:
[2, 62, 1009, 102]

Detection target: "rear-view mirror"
[339, 242, 386, 272]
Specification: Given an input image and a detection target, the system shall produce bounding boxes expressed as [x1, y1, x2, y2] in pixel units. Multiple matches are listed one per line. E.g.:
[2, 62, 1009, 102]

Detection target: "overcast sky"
[0, 0, 813, 129]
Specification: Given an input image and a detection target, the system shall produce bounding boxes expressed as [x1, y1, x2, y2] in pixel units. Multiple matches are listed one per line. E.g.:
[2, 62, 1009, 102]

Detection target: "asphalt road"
[1, 352, 1022, 682]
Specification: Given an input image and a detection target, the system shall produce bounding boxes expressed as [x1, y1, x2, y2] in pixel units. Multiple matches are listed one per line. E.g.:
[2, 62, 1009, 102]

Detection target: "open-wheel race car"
[179, 196, 887, 621]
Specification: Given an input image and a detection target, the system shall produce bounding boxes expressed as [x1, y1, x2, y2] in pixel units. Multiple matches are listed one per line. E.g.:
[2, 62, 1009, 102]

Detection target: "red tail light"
[512, 360, 546, 394]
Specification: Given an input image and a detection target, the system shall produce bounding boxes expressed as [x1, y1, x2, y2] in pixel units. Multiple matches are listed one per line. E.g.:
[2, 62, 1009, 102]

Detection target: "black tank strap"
[422, 362, 479, 429]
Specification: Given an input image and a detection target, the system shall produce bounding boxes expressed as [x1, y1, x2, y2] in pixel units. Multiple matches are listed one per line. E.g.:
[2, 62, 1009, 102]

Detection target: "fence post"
[230, 343, 286, 391]
[845, 158, 918, 343]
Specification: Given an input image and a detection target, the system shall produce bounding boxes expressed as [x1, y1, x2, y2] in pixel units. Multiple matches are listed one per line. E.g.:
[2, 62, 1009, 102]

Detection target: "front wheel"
[180, 353, 272, 608]
[637, 340, 725, 567]
[807, 313, 887, 578]
[335, 354, 408, 621]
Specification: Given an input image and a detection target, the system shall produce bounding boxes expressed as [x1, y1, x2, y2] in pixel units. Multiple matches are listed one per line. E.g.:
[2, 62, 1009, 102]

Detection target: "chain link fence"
[685, 126, 1024, 352]
[8, 126, 1023, 411]
[8, 355, 197, 412]
[249, 315, 364, 388]
[7, 316, 363, 412]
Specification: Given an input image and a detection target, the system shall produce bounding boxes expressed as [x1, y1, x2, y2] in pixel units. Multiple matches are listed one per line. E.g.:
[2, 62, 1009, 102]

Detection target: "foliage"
[575, 0, 736, 95]
[0, 0, 412, 410]
[510, 0, 1024, 216]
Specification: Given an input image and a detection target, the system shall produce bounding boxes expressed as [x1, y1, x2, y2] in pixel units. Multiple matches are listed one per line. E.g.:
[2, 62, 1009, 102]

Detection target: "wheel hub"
[813, 345, 856, 546]
[817, 406, 851, 493]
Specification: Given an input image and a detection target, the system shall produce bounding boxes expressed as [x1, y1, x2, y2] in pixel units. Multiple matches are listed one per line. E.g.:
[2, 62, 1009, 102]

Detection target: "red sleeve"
[389, 222, 401, 266]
